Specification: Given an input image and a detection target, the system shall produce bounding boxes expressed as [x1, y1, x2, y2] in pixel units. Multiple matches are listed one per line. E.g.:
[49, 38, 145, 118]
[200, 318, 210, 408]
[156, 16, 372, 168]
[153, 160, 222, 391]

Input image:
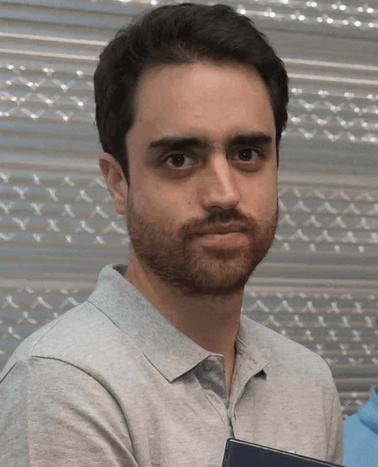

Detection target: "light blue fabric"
[343, 385, 378, 467]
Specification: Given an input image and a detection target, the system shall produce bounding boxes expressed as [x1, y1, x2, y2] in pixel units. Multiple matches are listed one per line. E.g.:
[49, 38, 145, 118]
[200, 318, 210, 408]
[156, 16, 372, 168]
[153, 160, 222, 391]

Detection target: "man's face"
[123, 61, 278, 296]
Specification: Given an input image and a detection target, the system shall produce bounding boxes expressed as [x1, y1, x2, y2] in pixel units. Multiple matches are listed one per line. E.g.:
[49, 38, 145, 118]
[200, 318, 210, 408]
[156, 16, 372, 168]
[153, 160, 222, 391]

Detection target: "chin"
[179, 255, 258, 296]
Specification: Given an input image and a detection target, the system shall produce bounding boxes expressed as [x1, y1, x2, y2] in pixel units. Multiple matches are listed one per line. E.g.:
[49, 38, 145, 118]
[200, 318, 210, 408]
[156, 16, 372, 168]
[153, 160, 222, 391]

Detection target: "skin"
[100, 61, 278, 391]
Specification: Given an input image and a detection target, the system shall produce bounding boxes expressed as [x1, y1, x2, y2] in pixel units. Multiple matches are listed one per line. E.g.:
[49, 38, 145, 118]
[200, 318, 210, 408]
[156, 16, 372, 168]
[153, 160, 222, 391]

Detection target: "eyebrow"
[226, 133, 273, 152]
[147, 132, 273, 154]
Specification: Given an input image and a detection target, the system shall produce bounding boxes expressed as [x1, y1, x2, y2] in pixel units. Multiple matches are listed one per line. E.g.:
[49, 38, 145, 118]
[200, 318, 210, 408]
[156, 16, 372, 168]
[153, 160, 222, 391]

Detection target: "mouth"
[193, 224, 247, 235]
[192, 230, 248, 249]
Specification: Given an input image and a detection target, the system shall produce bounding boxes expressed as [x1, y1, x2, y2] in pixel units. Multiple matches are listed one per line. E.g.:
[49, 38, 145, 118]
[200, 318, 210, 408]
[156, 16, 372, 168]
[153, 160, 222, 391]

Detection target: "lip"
[193, 231, 248, 248]
[193, 224, 247, 235]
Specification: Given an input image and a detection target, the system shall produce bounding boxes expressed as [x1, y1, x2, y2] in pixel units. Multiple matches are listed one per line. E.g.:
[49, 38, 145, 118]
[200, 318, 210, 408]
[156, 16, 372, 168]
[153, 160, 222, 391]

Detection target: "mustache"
[181, 208, 258, 238]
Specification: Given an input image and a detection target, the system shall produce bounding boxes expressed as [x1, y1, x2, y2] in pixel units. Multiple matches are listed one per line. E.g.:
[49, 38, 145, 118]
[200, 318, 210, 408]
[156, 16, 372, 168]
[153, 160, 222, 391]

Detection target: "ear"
[99, 153, 128, 215]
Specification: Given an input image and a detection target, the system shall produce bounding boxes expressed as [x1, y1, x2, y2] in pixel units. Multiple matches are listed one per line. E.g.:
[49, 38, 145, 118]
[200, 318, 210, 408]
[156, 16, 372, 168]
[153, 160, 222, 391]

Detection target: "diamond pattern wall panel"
[0, 0, 377, 417]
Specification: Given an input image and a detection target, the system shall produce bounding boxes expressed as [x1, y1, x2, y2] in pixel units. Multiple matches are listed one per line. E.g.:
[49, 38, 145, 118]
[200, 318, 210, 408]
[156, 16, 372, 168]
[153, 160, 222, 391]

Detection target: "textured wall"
[0, 0, 377, 417]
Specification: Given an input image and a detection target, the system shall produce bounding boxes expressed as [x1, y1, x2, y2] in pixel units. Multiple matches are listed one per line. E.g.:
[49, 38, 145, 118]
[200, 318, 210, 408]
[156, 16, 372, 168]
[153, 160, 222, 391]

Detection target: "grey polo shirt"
[0, 264, 343, 467]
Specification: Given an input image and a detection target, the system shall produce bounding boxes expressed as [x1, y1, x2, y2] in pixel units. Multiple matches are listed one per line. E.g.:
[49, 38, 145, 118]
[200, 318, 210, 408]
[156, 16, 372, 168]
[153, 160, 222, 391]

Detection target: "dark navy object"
[222, 439, 342, 467]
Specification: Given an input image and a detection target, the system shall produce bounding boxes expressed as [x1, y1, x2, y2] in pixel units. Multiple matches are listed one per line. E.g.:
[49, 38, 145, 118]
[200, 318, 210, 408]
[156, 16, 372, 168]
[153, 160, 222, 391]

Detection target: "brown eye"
[234, 148, 260, 162]
[165, 154, 196, 169]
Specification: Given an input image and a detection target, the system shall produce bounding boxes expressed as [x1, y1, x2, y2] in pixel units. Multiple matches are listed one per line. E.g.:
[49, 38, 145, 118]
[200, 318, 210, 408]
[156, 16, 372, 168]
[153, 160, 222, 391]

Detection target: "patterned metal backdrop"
[0, 0, 377, 418]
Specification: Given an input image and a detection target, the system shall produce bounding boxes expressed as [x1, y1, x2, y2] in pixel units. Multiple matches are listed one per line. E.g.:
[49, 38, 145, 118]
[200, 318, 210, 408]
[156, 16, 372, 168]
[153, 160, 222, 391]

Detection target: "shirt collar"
[359, 384, 378, 434]
[236, 314, 269, 376]
[88, 264, 268, 382]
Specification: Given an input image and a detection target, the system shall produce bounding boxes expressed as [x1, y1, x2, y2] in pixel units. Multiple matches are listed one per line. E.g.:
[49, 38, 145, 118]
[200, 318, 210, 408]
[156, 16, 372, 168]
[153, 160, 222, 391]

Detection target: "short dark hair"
[94, 3, 289, 182]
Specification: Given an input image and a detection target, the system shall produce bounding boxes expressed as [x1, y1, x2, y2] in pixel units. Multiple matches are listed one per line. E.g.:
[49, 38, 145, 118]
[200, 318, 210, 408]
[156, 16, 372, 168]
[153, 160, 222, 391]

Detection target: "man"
[0, 3, 343, 466]
[343, 385, 378, 467]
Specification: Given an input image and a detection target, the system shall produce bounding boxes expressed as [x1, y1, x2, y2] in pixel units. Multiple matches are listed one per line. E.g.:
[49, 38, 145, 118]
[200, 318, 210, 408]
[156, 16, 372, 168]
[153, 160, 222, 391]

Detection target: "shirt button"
[203, 360, 213, 372]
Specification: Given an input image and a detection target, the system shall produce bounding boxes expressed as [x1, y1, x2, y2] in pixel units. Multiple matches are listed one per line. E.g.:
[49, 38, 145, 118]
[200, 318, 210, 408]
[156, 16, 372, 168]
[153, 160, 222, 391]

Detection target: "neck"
[125, 252, 244, 390]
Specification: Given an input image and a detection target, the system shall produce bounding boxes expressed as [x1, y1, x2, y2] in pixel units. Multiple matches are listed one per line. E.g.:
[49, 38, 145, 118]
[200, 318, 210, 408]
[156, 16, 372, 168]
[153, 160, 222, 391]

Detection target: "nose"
[201, 155, 241, 212]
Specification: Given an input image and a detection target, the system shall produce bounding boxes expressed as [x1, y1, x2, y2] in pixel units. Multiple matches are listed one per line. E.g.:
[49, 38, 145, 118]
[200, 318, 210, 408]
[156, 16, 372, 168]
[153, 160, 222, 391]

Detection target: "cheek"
[131, 178, 194, 227]
[261, 183, 278, 217]
[239, 173, 277, 214]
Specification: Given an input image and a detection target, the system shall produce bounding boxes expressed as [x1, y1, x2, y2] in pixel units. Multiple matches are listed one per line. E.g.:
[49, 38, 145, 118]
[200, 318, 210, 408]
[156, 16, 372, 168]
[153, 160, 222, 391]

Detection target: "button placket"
[197, 356, 230, 425]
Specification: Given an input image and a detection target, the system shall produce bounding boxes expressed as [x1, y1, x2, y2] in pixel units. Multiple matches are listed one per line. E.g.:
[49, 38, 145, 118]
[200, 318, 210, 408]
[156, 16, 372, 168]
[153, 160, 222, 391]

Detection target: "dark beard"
[127, 195, 278, 297]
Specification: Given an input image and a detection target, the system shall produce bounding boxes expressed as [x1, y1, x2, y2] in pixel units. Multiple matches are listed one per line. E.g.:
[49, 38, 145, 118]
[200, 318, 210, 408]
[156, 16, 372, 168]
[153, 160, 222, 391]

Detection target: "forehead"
[130, 61, 276, 144]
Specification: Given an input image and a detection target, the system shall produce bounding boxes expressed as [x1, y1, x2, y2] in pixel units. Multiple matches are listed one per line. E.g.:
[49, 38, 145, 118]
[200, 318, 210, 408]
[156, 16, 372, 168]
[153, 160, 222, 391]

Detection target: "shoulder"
[344, 399, 378, 443]
[240, 314, 334, 385]
[0, 299, 137, 385]
[343, 411, 378, 467]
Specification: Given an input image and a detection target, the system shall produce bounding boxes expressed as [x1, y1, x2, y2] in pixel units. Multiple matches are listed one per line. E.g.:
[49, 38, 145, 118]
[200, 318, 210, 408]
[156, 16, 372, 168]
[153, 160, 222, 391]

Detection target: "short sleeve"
[0, 357, 138, 467]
